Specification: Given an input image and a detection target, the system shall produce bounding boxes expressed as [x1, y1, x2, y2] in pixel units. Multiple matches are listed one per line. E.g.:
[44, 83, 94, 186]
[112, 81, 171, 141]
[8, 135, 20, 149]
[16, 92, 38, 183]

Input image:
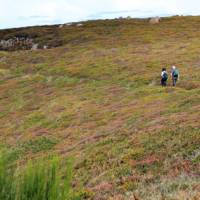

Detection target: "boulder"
[43, 45, 48, 49]
[0, 57, 6, 63]
[31, 43, 38, 50]
[149, 17, 160, 24]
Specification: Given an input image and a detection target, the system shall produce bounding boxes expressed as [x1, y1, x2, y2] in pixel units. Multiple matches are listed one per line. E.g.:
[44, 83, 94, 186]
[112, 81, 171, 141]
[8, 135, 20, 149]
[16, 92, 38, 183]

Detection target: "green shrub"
[0, 149, 78, 200]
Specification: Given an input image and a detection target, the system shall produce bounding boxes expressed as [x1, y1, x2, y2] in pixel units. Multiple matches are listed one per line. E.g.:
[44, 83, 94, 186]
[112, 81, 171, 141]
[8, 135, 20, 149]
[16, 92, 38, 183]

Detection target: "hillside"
[0, 16, 200, 200]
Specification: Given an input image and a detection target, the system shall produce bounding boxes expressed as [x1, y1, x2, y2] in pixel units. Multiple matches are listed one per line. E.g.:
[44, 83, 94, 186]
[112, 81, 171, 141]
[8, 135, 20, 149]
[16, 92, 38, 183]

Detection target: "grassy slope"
[0, 16, 200, 199]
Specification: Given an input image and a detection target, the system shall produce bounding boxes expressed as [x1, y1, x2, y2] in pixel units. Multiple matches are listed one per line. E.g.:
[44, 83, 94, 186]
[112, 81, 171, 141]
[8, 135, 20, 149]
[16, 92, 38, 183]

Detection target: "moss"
[50, 115, 74, 129]
[23, 113, 51, 129]
[18, 136, 58, 153]
[51, 76, 79, 88]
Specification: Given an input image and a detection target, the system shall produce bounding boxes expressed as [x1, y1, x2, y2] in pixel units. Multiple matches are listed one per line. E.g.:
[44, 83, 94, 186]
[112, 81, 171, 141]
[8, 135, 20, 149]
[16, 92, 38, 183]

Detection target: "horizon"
[1, 14, 200, 30]
[1, 14, 196, 30]
[1, 0, 200, 29]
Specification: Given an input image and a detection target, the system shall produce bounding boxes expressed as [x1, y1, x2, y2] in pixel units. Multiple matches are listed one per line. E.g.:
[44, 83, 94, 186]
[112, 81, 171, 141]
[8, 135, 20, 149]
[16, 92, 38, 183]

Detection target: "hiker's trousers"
[161, 78, 167, 87]
[172, 76, 178, 86]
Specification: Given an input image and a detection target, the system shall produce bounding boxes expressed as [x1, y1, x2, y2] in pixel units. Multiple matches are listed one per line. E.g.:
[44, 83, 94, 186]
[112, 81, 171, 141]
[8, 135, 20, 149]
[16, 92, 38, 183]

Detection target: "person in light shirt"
[171, 66, 180, 86]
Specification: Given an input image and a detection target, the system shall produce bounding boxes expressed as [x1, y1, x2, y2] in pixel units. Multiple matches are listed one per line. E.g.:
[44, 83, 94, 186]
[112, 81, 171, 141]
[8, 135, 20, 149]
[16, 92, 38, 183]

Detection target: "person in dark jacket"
[161, 68, 168, 87]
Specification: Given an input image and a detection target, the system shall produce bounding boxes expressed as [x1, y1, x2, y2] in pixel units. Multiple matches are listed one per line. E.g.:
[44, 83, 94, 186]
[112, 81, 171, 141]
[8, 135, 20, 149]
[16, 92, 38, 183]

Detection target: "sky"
[0, 0, 200, 29]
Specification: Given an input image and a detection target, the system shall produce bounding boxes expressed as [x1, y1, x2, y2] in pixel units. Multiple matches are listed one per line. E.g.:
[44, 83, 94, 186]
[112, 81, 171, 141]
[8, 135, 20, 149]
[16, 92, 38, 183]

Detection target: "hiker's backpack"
[162, 72, 168, 80]
[173, 69, 179, 77]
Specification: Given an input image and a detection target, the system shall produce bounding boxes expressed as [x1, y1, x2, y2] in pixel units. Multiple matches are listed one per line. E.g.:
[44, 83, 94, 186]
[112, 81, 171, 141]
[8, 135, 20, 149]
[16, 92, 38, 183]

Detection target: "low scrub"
[0, 149, 78, 200]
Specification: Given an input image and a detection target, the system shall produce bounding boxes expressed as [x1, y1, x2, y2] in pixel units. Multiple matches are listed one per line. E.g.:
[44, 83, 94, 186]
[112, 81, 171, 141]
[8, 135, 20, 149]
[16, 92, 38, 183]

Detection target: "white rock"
[31, 44, 38, 50]
[76, 23, 83, 27]
[149, 17, 161, 24]
[65, 23, 72, 26]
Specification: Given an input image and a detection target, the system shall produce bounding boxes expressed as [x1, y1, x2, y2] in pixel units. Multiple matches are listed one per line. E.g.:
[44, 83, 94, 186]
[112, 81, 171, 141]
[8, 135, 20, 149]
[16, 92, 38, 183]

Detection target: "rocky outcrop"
[0, 37, 37, 51]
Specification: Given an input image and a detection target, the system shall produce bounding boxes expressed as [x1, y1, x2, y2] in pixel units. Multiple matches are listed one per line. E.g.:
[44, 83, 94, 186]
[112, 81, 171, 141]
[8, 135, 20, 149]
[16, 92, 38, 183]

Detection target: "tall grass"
[0, 149, 75, 200]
